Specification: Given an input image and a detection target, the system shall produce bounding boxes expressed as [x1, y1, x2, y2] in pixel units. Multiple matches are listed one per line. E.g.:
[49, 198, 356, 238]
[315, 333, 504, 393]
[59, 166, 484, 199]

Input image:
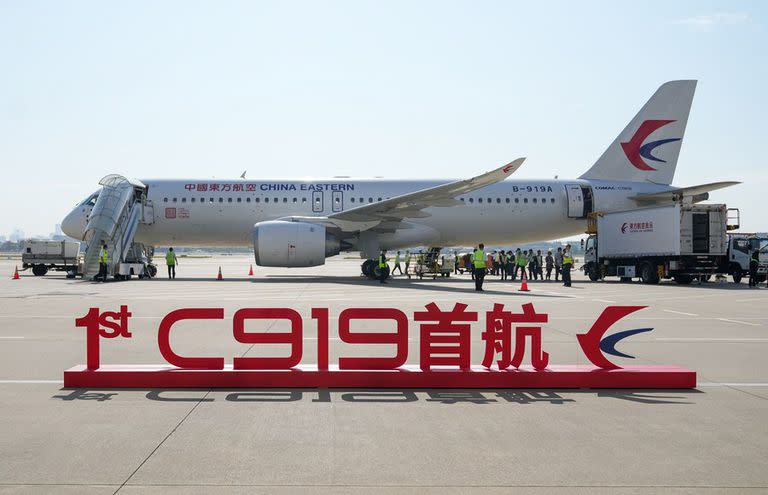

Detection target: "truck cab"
[727, 233, 768, 283]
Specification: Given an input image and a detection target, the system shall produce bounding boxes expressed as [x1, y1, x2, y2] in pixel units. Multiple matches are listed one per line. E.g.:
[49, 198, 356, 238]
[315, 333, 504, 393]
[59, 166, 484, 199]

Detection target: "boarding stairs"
[82, 175, 154, 280]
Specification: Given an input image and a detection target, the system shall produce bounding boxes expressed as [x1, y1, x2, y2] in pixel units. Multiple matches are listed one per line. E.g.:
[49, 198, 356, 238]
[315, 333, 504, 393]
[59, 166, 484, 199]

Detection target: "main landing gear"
[361, 259, 390, 281]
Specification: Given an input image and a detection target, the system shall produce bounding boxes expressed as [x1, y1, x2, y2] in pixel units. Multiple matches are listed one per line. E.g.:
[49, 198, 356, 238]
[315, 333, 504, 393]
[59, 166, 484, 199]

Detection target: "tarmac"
[0, 254, 767, 494]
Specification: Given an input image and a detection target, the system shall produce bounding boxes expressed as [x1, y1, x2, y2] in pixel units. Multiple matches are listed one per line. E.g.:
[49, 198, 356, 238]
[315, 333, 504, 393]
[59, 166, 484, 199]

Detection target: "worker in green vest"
[473, 243, 487, 291]
[562, 244, 574, 287]
[378, 250, 388, 284]
[97, 241, 109, 282]
[165, 247, 178, 279]
[392, 250, 403, 275]
[515, 248, 527, 280]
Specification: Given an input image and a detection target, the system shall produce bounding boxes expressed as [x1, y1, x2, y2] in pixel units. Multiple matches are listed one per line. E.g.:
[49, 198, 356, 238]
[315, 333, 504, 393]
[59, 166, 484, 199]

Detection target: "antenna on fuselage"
[240, 170, 247, 179]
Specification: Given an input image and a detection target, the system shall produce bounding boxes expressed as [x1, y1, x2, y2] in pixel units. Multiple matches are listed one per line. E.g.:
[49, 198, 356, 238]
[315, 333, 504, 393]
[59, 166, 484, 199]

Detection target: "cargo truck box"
[596, 204, 727, 259]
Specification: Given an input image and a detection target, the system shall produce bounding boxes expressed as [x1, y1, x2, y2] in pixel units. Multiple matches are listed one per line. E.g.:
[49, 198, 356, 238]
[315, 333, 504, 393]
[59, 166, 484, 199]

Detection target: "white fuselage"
[63, 177, 673, 250]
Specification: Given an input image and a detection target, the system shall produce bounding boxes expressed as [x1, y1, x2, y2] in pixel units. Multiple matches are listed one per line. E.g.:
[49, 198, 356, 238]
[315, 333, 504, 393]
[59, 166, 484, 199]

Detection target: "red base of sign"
[64, 364, 696, 389]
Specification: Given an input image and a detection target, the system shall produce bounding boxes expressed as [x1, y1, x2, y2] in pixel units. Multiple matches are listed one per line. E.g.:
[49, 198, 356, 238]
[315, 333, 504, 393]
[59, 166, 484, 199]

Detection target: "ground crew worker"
[405, 250, 412, 279]
[562, 245, 573, 287]
[473, 243, 487, 291]
[499, 250, 507, 280]
[97, 241, 109, 282]
[749, 250, 759, 287]
[392, 251, 403, 275]
[545, 251, 554, 280]
[554, 247, 563, 281]
[454, 251, 459, 275]
[166, 247, 178, 279]
[527, 249, 538, 281]
[378, 250, 388, 284]
[536, 250, 544, 279]
[515, 248, 527, 280]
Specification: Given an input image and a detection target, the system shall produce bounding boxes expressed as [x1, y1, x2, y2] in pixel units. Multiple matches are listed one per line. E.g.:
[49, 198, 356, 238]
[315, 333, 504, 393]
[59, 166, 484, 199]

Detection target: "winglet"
[470, 157, 526, 188]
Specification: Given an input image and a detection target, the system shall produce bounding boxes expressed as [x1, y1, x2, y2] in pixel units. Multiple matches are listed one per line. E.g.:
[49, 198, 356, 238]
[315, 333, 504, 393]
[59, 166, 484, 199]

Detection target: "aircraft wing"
[275, 158, 525, 233]
[630, 181, 740, 204]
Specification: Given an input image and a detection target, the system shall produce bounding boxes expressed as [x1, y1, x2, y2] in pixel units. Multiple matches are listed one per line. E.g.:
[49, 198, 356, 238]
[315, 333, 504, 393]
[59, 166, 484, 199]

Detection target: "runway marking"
[0, 380, 62, 384]
[592, 299, 616, 303]
[0, 336, 24, 339]
[717, 318, 760, 327]
[663, 309, 698, 316]
[698, 382, 768, 387]
[657, 338, 768, 342]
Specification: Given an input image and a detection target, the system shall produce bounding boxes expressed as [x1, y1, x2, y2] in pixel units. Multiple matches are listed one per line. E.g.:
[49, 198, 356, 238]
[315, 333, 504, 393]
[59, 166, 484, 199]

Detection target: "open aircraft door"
[566, 184, 585, 218]
[142, 200, 155, 225]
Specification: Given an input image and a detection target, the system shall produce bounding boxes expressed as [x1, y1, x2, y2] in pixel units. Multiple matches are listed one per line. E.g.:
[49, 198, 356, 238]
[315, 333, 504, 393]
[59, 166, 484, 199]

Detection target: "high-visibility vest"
[473, 249, 486, 269]
[395, 254, 401, 263]
[379, 255, 387, 268]
[563, 254, 574, 265]
[516, 252, 527, 267]
[166, 252, 177, 266]
[405, 253, 411, 263]
[98, 248, 109, 263]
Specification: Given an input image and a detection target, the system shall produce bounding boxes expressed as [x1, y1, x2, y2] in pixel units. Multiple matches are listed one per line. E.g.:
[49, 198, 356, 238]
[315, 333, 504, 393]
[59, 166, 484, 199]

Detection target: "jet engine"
[253, 221, 342, 267]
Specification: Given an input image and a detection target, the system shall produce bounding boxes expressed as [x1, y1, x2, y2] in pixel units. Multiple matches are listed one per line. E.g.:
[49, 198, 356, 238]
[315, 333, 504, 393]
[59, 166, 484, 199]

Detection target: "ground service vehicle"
[583, 204, 733, 284]
[22, 240, 81, 276]
[722, 233, 768, 283]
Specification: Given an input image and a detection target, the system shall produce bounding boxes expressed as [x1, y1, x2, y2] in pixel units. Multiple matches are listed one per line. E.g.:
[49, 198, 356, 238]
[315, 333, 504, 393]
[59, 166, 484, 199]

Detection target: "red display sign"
[64, 303, 696, 389]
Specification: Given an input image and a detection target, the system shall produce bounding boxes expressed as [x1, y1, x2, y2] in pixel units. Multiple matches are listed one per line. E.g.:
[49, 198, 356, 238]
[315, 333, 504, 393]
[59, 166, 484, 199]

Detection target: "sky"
[1, 1, 766, 236]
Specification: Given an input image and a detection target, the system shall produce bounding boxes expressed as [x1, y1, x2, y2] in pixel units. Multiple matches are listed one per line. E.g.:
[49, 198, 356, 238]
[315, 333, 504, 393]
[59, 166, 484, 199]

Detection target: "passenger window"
[283, 198, 287, 203]
[191, 198, 195, 203]
[359, 197, 363, 203]
[369, 198, 373, 203]
[182, 197, 187, 203]
[302, 197, 307, 203]
[246, 197, 251, 203]
[163, 198, 168, 203]
[377, 197, 382, 202]
[541, 198, 546, 203]
[351, 197, 356, 203]
[237, 197, 242, 203]
[460, 198, 465, 202]
[172, 198, 177, 203]
[274, 197, 278, 203]
[487, 198, 491, 203]
[265, 198, 269, 203]
[219, 197, 223, 203]
[514, 198, 519, 203]
[505, 198, 510, 204]
[524, 198, 528, 203]
[209, 198, 214, 203]
[292, 197, 297, 203]
[228, 197, 233, 203]
[469, 198, 474, 203]
[255, 197, 260, 203]
[478, 198, 483, 203]
[496, 198, 501, 203]
[550, 198, 555, 203]
[532, 198, 537, 204]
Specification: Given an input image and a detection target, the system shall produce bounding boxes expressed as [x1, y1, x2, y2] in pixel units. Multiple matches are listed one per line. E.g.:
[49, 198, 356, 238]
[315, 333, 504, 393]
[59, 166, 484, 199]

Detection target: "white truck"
[22, 240, 81, 276]
[721, 233, 768, 284]
[582, 204, 733, 284]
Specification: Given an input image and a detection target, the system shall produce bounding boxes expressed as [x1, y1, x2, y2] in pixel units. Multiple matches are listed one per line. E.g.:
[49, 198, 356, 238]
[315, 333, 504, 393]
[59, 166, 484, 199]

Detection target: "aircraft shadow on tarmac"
[53, 388, 701, 405]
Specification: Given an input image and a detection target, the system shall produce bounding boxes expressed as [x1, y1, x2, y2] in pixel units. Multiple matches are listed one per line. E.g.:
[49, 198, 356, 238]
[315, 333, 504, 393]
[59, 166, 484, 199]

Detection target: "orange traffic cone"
[518, 270, 530, 292]
[12, 266, 20, 280]
[217, 266, 223, 280]
[248, 264, 254, 276]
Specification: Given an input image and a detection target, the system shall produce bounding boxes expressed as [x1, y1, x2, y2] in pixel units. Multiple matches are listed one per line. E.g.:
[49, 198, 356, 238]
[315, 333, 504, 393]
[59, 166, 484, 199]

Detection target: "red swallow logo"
[577, 306, 647, 370]
[621, 120, 680, 171]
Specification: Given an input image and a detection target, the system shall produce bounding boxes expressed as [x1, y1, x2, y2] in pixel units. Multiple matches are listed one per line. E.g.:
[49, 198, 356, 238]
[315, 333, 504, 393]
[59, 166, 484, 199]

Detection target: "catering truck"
[21, 240, 81, 276]
[582, 204, 734, 284]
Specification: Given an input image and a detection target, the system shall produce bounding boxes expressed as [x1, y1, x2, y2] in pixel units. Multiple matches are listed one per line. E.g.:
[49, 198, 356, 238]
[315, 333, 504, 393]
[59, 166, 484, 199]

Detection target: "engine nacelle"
[253, 221, 341, 267]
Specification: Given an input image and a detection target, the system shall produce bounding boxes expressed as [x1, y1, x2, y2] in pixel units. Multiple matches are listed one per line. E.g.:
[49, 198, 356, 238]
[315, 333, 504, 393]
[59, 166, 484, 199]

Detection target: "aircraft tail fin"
[579, 80, 697, 185]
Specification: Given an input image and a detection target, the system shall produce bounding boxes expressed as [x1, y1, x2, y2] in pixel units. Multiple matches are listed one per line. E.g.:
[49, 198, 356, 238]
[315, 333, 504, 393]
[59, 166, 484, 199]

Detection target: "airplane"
[61, 80, 739, 278]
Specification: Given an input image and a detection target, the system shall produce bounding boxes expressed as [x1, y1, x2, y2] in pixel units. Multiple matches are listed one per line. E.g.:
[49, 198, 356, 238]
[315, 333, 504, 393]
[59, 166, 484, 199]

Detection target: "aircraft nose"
[61, 209, 84, 239]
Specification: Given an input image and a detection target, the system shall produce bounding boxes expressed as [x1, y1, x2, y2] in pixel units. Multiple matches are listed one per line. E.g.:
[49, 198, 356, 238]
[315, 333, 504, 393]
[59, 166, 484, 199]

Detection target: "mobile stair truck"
[582, 203, 736, 284]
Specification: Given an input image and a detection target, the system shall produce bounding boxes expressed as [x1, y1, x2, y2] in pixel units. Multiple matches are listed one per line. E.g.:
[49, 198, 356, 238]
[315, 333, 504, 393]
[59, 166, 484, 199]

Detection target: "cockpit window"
[78, 193, 99, 207]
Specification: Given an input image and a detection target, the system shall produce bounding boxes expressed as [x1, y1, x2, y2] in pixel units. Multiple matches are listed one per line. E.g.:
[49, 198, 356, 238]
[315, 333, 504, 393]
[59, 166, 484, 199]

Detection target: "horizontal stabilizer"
[631, 181, 740, 204]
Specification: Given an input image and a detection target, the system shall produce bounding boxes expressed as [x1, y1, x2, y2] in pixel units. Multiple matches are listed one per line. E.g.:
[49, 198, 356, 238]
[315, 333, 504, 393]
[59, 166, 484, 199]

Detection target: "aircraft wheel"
[361, 259, 375, 279]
